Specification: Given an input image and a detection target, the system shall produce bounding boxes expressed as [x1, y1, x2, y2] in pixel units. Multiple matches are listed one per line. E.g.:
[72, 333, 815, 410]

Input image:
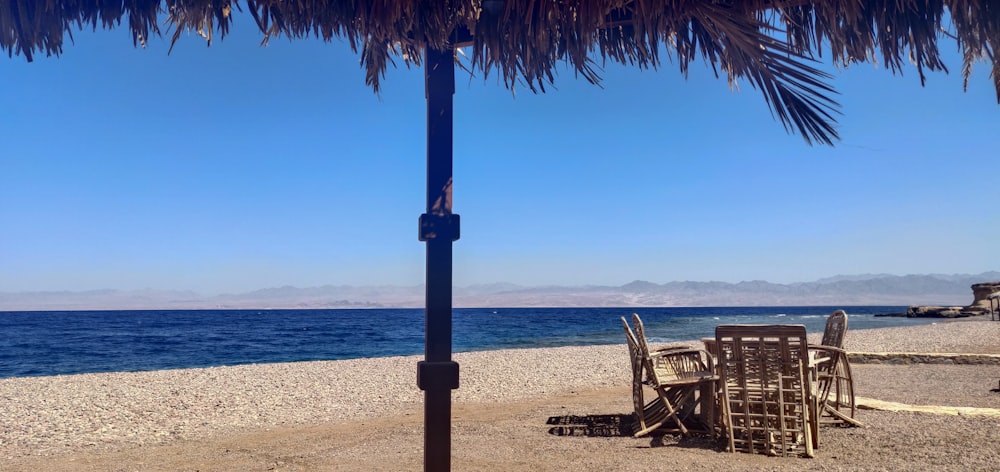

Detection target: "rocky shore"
[903, 281, 1000, 318]
[2, 316, 999, 471]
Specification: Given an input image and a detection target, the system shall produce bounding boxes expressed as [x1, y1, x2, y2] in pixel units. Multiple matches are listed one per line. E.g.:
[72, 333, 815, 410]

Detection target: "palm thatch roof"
[2, 0, 998, 145]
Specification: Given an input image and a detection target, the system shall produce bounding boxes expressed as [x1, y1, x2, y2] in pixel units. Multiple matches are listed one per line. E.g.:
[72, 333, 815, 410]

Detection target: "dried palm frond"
[2, 0, 997, 144]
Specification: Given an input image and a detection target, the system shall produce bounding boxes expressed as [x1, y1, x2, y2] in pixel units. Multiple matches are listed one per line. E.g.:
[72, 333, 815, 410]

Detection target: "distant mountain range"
[3, 272, 998, 311]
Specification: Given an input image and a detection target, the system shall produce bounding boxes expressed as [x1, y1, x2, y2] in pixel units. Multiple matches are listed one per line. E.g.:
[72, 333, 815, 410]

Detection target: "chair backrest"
[715, 324, 814, 457]
[631, 313, 652, 357]
[621, 316, 653, 434]
[633, 313, 713, 382]
[630, 313, 665, 383]
[820, 309, 848, 348]
[621, 316, 642, 375]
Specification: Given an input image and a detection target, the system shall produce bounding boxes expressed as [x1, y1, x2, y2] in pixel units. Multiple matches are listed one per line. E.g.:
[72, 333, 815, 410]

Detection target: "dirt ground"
[7, 362, 1000, 472]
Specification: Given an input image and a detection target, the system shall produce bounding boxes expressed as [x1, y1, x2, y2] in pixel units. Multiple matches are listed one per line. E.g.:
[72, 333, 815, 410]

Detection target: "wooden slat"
[716, 324, 814, 457]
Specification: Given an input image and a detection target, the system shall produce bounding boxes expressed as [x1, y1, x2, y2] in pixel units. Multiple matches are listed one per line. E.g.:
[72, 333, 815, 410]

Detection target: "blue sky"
[1, 21, 998, 294]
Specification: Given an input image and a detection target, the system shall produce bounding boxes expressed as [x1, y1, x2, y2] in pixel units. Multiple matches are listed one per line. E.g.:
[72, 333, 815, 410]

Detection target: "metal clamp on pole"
[417, 360, 460, 390]
[418, 213, 461, 242]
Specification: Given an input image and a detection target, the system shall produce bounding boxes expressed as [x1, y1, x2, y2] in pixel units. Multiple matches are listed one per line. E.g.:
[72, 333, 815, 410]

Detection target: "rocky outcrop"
[970, 282, 1000, 312]
[906, 281, 1000, 318]
[905, 305, 965, 318]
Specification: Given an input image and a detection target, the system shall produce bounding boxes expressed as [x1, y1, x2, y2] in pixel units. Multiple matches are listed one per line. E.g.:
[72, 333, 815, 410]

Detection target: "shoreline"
[3, 319, 1000, 470]
[0, 310, 950, 380]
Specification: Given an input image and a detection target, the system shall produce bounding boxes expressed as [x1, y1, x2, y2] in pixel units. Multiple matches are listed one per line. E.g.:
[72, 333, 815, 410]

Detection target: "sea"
[0, 306, 933, 379]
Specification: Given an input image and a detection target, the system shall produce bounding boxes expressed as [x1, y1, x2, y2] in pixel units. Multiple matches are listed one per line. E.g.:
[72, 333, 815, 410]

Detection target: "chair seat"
[666, 372, 716, 385]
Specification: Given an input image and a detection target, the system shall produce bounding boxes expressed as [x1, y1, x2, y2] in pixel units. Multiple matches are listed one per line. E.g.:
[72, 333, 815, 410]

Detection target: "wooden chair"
[716, 324, 815, 457]
[622, 316, 672, 437]
[809, 310, 862, 428]
[621, 315, 716, 437]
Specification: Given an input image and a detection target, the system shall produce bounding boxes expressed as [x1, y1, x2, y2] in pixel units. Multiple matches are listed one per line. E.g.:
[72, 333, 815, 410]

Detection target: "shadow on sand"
[545, 413, 634, 437]
[545, 413, 721, 450]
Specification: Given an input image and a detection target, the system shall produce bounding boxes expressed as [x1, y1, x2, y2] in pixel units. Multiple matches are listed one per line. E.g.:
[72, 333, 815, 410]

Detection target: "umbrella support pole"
[418, 46, 460, 472]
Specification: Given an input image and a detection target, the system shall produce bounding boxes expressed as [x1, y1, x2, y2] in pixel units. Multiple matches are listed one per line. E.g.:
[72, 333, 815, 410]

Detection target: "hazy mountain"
[812, 274, 898, 283]
[0, 289, 206, 310]
[2, 272, 997, 311]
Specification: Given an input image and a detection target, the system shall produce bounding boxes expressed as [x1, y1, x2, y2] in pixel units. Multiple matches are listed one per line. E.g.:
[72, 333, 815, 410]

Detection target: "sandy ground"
[3, 317, 1000, 471]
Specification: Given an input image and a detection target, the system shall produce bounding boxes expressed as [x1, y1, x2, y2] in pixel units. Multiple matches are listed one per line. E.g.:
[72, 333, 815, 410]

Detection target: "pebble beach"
[3, 318, 1000, 471]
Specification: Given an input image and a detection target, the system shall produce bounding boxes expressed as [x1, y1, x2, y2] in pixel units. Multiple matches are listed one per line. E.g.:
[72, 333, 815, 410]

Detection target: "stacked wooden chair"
[621, 314, 717, 437]
[715, 324, 815, 457]
[809, 310, 862, 428]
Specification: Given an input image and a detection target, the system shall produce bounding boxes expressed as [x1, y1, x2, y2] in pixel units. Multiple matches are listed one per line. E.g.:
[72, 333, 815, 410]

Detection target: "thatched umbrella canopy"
[3, 1, 998, 470]
[3, 0, 998, 144]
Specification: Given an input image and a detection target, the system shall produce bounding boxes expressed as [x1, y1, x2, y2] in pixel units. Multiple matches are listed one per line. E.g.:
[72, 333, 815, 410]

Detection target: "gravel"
[2, 316, 999, 468]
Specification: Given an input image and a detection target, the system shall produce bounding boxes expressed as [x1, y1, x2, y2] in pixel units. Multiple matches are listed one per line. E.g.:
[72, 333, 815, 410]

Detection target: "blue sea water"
[0, 306, 931, 378]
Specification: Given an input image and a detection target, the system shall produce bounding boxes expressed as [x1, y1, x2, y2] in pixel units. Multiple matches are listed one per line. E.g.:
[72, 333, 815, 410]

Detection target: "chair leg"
[700, 381, 717, 438]
[823, 405, 864, 427]
[810, 391, 820, 449]
[659, 387, 692, 435]
[634, 396, 669, 437]
[635, 385, 707, 437]
[824, 356, 863, 427]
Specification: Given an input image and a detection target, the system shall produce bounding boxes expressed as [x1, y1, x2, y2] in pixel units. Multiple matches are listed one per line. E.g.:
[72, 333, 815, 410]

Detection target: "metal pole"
[418, 46, 460, 472]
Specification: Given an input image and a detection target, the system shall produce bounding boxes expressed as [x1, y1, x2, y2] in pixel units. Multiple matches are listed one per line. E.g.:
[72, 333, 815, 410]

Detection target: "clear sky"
[1, 21, 998, 294]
